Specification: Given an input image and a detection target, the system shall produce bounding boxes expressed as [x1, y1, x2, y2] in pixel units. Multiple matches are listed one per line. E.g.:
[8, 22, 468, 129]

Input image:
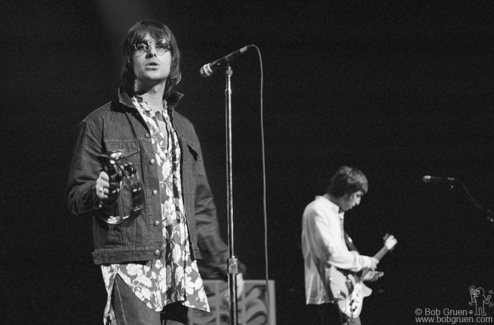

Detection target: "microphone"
[422, 175, 457, 183]
[200, 45, 254, 77]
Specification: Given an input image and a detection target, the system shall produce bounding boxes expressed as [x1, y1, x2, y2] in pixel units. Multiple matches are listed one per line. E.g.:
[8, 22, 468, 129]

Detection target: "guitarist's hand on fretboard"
[384, 234, 398, 251]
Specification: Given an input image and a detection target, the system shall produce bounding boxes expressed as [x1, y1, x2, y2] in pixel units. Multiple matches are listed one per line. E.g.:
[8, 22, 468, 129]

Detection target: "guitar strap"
[344, 233, 359, 253]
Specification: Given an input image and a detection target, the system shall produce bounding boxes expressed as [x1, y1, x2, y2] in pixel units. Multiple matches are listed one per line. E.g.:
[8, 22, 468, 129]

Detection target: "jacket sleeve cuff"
[91, 185, 104, 210]
[361, 255, 373, 269]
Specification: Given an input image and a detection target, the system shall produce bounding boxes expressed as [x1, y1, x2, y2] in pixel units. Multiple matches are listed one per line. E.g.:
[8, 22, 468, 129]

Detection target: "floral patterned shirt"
[101, 96, 209, 324]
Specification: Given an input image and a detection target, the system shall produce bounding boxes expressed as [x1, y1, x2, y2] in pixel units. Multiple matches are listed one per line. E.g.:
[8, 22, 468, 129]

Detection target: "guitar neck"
[359, 245, 389, 279]
[374, 245, 389, 261]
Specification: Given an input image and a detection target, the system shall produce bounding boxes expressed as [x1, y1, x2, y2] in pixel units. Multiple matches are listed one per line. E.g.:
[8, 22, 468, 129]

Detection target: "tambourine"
[96, 151, 143, 225]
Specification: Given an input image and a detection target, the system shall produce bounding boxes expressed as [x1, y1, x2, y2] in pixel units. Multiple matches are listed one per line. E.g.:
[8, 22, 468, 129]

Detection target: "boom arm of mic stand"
[454, 179, 494, 224]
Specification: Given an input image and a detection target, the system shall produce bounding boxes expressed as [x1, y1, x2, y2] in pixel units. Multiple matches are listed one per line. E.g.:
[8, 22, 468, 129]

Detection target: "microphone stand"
[451, 179, 494, 224]
[225, 65, 239, 325]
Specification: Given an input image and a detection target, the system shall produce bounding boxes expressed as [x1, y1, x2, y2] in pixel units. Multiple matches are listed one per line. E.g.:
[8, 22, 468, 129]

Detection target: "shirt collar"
[131, 96, 153, 116]
[118, 88, 184, 112]
[320, 194, 345, 219]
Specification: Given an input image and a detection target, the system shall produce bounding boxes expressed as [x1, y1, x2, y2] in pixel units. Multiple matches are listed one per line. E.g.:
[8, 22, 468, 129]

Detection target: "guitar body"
[325, 234, 397, 319]
[327, 266, 371, 319]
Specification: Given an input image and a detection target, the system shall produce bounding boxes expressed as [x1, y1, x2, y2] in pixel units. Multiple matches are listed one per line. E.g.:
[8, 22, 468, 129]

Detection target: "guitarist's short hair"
[327, 166, 369, 198]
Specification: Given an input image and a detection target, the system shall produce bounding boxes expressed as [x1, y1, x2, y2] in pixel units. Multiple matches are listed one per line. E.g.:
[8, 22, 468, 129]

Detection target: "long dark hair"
[120, 20, 181, 98]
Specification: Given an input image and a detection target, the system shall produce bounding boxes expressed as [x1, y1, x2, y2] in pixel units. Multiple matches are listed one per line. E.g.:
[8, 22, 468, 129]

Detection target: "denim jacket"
[67, 90, 241, 278]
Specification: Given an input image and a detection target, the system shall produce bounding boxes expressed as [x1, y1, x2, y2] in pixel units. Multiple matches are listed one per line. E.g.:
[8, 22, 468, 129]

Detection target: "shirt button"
[154, 220, 160, 226]
[145, 133, 150, 138]
[154, 250, 160, 256]
[152, 190, 158, 195]
[150, 159, 155, 165]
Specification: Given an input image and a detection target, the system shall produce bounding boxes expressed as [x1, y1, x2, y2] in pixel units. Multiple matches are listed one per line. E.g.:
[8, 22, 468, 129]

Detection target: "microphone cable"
[251, 44, 273, 324]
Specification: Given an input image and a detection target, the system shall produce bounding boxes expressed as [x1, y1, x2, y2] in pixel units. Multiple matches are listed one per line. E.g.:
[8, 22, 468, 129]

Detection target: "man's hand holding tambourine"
[95, 151, 130, 203]
[96, 171, 121, 202]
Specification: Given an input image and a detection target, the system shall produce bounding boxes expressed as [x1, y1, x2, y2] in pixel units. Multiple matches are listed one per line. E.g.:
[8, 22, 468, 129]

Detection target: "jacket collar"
[166, 91, 184, 110]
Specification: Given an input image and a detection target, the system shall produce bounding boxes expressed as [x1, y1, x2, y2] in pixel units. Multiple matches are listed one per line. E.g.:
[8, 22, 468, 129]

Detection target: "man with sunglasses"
[67, 20, 245, 325]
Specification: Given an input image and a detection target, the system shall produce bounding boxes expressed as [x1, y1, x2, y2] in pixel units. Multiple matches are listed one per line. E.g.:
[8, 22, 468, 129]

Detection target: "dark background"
[2, 0, 494, 324]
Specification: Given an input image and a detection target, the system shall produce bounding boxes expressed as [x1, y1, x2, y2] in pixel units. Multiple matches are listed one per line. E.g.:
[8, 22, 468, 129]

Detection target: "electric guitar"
[325, 234, 397, 319]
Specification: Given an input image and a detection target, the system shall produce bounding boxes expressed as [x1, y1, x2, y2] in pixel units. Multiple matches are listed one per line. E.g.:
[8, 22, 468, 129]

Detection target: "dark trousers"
[112, 274, 189, 325]
[308, 303, 362, 325]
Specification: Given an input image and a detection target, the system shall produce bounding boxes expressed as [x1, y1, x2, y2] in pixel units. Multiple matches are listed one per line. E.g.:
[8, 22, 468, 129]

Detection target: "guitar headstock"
[383, 234, 397, 251]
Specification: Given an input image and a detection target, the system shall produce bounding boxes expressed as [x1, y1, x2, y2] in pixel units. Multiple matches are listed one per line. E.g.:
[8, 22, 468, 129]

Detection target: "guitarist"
[302, 166, 379, 325]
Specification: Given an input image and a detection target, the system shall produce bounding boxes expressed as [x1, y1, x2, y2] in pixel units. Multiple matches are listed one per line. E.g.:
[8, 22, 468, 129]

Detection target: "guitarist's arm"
[366, 257, 379, 270]
[305, 204, 376, 274]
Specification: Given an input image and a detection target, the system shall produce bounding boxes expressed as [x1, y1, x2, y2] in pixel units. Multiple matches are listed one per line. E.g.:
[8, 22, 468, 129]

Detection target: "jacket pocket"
[104, 140, 141, 165]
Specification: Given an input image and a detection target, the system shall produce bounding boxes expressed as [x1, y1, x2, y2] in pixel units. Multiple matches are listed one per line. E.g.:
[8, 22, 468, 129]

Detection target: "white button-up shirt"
[302, 195, 372, 304]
